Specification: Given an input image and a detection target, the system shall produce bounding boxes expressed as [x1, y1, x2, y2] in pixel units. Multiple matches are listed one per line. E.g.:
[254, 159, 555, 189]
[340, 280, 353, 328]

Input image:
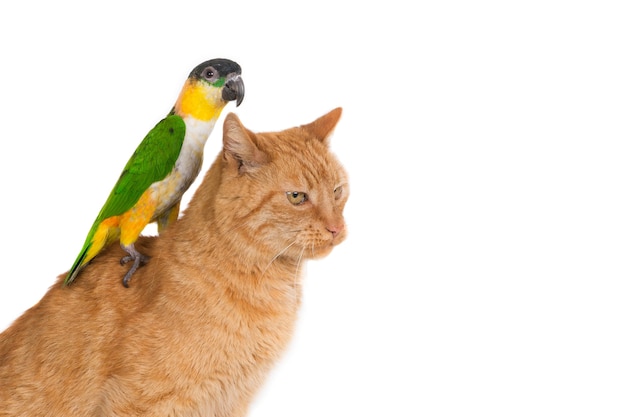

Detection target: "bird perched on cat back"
[64, 58, 244, 287]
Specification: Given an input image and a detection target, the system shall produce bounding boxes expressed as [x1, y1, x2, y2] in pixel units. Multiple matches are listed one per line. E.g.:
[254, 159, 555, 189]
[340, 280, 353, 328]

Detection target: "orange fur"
[0, 108, 348, 416]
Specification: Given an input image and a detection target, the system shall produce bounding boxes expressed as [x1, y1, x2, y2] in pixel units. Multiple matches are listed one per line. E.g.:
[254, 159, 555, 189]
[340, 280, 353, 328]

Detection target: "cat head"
[215, 108, 349, 263]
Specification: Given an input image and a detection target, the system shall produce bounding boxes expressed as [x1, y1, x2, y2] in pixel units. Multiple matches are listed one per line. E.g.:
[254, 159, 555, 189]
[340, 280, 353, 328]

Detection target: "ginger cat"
[0, 108, 348, 416]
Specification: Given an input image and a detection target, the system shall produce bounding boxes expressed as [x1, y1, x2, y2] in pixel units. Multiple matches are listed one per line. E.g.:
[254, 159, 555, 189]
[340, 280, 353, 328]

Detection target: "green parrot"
[65, 58, 244, 287]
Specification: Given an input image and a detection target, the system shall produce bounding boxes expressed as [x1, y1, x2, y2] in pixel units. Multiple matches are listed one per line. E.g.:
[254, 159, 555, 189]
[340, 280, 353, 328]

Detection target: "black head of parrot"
[189, 58, 244, 107]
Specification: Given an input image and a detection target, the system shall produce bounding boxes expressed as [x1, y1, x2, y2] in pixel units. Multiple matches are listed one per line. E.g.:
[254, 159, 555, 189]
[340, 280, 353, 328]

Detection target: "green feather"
[64, 114, 186, 285]
[95, 114, 186, 221]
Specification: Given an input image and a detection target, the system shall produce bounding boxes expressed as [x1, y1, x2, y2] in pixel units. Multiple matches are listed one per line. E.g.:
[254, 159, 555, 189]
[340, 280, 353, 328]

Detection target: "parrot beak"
[222, 75, 245, 107]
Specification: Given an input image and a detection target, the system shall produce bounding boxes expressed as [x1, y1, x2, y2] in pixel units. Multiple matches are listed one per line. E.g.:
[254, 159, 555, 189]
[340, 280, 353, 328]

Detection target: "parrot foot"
[120, 245, 150, 288]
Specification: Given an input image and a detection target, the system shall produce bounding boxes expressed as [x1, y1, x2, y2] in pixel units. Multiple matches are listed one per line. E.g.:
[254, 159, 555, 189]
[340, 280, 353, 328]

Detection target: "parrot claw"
[120, 245, 150, 288]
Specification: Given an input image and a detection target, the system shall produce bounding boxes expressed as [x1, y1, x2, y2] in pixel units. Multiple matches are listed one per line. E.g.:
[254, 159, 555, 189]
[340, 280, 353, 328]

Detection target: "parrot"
[64, 58, 244, 287]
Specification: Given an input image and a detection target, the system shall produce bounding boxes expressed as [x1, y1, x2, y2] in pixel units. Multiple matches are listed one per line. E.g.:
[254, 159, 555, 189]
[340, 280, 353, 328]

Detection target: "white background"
[1, 1, 625, 416]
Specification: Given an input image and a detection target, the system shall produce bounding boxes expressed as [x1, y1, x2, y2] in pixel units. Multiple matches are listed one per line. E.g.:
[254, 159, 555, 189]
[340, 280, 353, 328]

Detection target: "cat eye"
[286, 191, 308, 205]
[334, 186, 343, 200]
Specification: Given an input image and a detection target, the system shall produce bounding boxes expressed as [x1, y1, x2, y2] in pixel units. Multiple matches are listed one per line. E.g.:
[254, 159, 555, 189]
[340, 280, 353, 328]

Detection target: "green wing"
[65, 114, 186, 285]
[95, 114, 186, 222]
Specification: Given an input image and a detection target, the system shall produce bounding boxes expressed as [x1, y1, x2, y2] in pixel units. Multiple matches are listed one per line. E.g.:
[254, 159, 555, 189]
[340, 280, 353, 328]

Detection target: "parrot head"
[174, 58, 245, 121]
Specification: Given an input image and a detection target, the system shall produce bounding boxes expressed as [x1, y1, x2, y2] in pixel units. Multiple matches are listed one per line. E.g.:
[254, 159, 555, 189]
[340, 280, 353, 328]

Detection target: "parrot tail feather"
[64, 219, 119, 286]
[64, 244, 92, 286]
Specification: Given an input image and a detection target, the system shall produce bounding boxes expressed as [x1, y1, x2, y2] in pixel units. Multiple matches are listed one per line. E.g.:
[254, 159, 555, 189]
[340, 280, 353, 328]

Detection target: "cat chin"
[304, 244, 336, 260]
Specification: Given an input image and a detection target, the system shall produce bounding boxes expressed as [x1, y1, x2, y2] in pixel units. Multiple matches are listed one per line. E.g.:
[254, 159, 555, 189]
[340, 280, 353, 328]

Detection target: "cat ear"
[222, 113, 268, 173]
[301, 107, 342, 145]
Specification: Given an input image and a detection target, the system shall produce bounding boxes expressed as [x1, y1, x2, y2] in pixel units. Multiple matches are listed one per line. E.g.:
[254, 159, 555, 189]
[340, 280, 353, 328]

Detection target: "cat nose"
[326, 222, 344, 238]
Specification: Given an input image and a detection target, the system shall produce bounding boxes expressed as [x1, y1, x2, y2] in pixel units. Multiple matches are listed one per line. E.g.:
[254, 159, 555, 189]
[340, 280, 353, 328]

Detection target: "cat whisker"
[294, 246, 306, 290]
[262, 240, 298, 276]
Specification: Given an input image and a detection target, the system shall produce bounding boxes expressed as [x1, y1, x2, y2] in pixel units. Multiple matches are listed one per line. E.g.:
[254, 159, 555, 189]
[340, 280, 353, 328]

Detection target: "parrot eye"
[201, 66, 219, 82]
